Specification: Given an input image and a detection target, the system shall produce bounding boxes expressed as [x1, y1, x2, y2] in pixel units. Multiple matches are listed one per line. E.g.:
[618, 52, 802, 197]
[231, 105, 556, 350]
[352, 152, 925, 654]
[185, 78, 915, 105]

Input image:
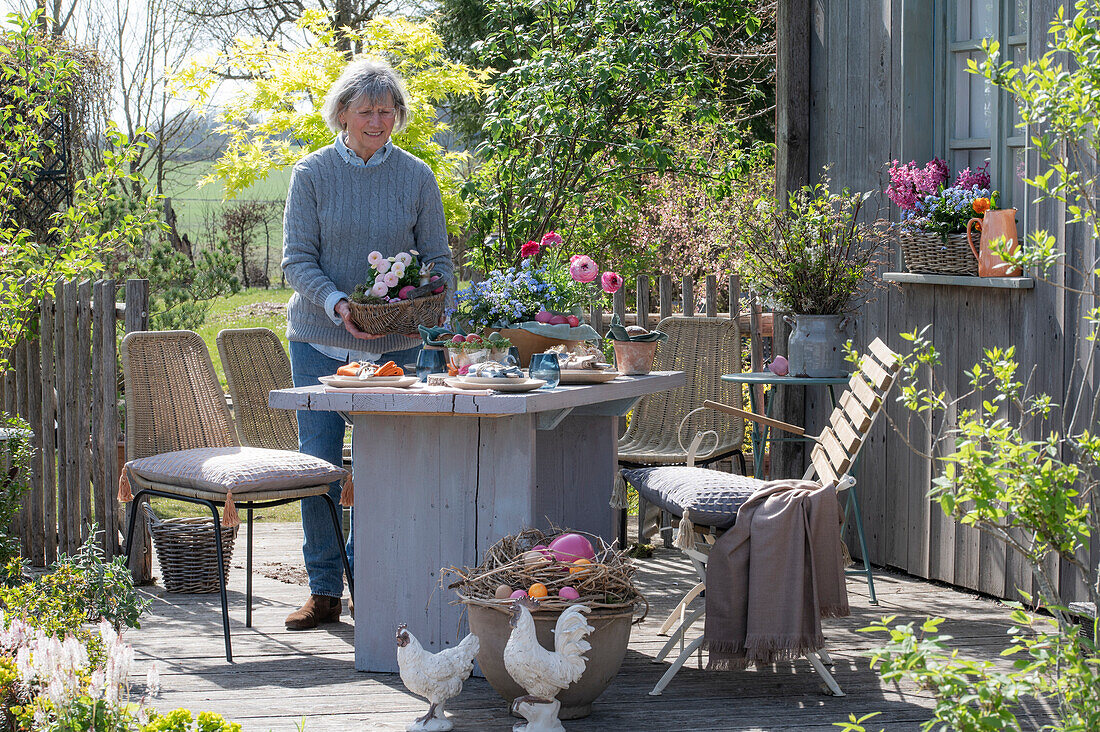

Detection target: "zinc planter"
[464, 602, 634, 719]
[784, 314, 854, 378]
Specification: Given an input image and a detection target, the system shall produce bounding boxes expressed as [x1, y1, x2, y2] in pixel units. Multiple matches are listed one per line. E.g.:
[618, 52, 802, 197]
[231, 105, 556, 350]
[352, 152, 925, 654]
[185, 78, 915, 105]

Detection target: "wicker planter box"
[899, 229, 978, 276]
[347, 290, 446, 335]
[143, 503, 238, 594]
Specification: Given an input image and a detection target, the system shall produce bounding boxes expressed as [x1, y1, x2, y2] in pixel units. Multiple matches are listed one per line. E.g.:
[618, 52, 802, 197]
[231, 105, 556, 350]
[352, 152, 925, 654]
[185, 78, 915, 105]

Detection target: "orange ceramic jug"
[966, 208, 1022, 277]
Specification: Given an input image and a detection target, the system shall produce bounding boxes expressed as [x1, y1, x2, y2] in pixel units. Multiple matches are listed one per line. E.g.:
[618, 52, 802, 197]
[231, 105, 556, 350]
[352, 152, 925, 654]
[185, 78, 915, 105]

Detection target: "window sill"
[882, 272, 1034, 290]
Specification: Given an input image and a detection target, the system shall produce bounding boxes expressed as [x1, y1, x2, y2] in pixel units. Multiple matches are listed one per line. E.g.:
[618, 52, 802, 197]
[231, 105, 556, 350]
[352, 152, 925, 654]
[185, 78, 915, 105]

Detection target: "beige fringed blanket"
[703, 479, 849, 671]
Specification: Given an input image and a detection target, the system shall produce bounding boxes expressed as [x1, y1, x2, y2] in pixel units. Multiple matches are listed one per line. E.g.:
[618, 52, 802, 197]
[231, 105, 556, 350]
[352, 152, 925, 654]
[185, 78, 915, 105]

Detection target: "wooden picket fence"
[2, 278, 149, 569]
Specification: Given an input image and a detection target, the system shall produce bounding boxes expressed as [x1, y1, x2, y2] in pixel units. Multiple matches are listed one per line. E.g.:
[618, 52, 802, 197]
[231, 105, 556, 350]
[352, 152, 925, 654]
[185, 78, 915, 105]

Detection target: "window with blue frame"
[942, 0, 1028, 214]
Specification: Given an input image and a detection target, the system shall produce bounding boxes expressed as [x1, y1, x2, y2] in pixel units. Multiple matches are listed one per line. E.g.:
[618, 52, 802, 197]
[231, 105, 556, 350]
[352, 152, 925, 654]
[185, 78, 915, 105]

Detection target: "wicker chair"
[616, 317, 746, 546]
[216, 328, 298, 451]
[120, 330, 352, 662]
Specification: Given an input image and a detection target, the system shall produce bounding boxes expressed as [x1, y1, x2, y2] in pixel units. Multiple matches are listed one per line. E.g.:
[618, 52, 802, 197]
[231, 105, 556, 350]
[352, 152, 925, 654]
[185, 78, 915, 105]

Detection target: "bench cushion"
[126, 446, 346, 496]
[621, 466, 763, 529]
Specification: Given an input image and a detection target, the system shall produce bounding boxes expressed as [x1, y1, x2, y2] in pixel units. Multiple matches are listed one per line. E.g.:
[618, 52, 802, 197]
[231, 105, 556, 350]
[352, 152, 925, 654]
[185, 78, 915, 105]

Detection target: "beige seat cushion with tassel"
[125, 446, 347, 496]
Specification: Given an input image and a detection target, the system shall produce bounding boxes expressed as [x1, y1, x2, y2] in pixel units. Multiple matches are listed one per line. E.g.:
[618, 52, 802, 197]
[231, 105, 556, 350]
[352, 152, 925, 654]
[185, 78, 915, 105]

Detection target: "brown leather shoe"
[285, 595, 341, 630]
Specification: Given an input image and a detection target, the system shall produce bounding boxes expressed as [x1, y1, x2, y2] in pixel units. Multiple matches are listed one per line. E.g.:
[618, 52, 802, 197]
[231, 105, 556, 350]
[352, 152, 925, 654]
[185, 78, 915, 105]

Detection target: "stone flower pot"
[464, 602, 634, 719]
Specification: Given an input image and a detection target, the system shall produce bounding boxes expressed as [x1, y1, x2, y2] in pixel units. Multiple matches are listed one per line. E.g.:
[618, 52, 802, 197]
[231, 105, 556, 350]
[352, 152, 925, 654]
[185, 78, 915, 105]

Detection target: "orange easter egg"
[568, 558, 592, 575]
[528, 583, 548, 599]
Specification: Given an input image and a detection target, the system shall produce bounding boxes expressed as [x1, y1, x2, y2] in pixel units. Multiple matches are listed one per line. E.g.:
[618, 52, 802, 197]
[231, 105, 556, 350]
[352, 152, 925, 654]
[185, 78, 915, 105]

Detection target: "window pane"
[1013, 0, 1028, 35]
[1011, 146, 1027, 212]
[952, 149, 992, 183]
[957, 0, 996, 41]
[955, 52, 992, 139]
[1010, 44, 1027, 130]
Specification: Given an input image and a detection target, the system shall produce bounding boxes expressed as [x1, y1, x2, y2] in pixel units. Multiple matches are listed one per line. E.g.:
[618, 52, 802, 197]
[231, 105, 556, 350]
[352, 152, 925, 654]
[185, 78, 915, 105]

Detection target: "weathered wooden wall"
[800, 0, 1092, 603]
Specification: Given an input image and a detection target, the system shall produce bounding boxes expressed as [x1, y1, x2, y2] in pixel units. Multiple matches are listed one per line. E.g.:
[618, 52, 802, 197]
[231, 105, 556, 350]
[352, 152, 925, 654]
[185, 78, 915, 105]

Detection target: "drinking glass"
[416, 348, 447, 382]
[528, 353, 561, 389]
[504, 346, 521, 367]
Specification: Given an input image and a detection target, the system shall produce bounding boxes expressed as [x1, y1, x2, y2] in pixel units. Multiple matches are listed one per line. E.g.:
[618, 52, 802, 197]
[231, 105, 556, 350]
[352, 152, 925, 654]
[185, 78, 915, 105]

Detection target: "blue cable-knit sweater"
[281, 143, 454, 354]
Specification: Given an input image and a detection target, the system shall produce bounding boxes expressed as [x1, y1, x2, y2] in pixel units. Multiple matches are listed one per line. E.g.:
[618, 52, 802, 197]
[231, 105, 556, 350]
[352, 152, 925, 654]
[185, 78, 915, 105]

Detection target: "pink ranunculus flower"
[569, 254, 599, 283]
[540, 231, 563, 247]
[520, 240, 540, 258]
[600, 271, 624, 294]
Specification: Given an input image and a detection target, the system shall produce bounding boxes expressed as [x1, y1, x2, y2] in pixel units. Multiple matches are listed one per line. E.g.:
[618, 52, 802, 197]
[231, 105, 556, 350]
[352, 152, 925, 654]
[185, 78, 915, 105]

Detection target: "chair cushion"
[621, 466, 763, 529]
[126, 446, 346, 496]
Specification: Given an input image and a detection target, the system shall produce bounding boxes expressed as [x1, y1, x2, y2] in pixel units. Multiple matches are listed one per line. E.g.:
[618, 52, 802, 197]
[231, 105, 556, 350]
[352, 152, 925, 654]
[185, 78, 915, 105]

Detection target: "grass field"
[163, 161, 290, 286]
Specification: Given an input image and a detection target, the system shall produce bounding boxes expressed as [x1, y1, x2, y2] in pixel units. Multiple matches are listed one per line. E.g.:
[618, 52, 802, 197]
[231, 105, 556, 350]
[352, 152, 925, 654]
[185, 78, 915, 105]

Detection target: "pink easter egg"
[548, 533, 596, 563]
[398, 285, 416, 300]
[768, 355, 789, 376]
[566, 315, 580, 327]
[535, 310, 554, 324]
[558, 586, 580, 601]
[431, 275, 445, 294]
[509, 590, 528, 599]
[549, 315, 568, 325]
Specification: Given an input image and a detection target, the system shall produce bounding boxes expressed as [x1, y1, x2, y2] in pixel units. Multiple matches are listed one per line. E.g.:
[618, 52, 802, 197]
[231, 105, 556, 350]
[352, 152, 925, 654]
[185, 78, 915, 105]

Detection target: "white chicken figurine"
[396, 624, 480, 732]
[503, 596, 593, 732]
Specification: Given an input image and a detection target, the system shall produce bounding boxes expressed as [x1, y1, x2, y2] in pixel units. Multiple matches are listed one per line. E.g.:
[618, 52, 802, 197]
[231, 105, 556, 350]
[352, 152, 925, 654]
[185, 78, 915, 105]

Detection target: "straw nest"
[444, 527, 648, 620]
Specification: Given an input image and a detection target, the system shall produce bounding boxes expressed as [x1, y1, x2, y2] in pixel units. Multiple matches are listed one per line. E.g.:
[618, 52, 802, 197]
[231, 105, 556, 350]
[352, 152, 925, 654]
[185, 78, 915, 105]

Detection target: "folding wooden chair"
[622, 337, 902, 695]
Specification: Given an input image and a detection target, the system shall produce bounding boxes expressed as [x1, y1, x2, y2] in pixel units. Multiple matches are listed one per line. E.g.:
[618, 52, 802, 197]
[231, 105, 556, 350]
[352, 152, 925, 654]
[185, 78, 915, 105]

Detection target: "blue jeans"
[289, 340, 422, 597]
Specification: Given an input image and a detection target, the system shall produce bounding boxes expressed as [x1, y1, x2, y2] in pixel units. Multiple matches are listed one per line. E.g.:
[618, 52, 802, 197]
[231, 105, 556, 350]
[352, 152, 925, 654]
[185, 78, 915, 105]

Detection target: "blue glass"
[529, 353, 561, 389]
[416, 348, 447, 382]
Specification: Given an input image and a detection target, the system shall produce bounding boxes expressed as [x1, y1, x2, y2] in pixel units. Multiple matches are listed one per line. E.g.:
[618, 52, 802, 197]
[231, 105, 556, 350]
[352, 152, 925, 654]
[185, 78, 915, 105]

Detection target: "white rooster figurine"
[396, 624, 480, 732]
[503, 596, 593, 732]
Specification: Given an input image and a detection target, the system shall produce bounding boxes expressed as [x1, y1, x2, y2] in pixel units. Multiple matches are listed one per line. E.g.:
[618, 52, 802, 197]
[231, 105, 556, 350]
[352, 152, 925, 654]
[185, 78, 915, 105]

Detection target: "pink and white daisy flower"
[367, 251, 384, 267]
[395, 251, 414, 267]
[383, 271, 400, 288]
[371, 281, 389, 297]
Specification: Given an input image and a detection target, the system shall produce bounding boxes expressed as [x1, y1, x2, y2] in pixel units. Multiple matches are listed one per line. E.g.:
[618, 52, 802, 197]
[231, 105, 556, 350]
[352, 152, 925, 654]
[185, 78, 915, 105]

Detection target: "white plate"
[458, 374, 529, 385]
[319, 375, 417, 389]
[558, 369, 621, 384]
[444, 377, 546, 393]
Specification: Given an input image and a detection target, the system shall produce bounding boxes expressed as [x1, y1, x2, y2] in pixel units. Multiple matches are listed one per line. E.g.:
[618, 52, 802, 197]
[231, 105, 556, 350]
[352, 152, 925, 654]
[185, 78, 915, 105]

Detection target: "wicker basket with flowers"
[348, 249, 447, 334]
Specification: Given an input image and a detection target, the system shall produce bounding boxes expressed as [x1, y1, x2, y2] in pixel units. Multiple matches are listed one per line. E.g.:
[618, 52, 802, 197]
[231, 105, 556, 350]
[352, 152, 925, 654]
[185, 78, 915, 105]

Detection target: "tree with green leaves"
[0, 11, 161, 370]
[463, 0, 769, 271]
[171, 10, 483, 233]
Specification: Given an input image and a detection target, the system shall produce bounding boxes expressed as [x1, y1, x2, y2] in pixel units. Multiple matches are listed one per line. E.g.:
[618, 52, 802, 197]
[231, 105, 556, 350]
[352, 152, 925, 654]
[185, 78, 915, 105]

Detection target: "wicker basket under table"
[142, 503, 238, 594]
[347, 291, 446, 335]
[899, 229, 978, 276]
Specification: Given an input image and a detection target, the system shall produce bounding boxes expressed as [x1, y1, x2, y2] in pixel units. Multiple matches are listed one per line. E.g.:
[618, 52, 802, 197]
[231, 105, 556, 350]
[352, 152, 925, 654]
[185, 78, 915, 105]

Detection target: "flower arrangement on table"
[348, 249, 447, 334]
[887, 158, 996, 275]
[454, 232, 621, 346]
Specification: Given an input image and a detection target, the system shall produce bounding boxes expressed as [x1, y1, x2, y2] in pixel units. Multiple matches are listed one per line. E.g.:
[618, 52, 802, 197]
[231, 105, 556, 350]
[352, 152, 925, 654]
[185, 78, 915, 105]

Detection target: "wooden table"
[270, 372, 685, 672]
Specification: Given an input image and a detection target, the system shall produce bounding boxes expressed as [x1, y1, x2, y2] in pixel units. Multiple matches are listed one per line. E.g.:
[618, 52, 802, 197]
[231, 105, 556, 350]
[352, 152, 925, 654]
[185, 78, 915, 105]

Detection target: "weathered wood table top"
[269, 371, 686, 416]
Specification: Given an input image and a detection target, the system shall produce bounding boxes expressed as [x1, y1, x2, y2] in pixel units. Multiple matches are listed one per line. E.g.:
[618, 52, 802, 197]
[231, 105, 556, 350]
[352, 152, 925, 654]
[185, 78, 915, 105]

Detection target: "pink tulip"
[569, 255, 598, 283]
[600, 271, 623, 294]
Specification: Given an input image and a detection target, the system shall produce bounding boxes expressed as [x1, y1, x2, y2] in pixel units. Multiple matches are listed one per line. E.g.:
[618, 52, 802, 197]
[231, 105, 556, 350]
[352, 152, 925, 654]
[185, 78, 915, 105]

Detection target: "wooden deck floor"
[129, 524, 1053, 731]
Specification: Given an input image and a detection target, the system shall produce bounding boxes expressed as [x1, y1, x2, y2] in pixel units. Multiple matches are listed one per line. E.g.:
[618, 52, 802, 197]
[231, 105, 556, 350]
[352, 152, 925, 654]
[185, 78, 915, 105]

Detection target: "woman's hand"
[335, 299, 386, 340]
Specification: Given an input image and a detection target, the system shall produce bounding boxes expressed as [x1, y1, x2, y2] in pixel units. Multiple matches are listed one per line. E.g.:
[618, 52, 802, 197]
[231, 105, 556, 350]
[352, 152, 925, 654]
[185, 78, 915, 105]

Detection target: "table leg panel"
[535, 415, 617, 543]
[352, 414, 537, 672]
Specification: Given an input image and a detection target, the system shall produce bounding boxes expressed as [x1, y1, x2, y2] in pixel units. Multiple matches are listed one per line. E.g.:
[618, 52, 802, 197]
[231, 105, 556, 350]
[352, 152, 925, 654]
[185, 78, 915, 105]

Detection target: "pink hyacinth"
[887, 157, 950, 212]
[569, 255, 599, 283]
[600, 271, 623, 294]
[540, 231, 563, 247]
[520, 240, 540, 258]
[955, 162, 991, 189]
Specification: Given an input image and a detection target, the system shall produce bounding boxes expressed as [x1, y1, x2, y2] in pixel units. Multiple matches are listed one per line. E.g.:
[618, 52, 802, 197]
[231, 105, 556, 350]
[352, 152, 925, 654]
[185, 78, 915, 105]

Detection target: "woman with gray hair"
[281, 58, 454, 630]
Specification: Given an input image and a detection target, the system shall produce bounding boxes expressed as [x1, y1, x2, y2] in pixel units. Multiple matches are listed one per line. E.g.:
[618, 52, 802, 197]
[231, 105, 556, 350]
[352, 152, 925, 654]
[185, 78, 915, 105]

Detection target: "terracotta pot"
[464, 602, 634, 719]
[611, 340, 658, 375]
[489, 328, 579, 368]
